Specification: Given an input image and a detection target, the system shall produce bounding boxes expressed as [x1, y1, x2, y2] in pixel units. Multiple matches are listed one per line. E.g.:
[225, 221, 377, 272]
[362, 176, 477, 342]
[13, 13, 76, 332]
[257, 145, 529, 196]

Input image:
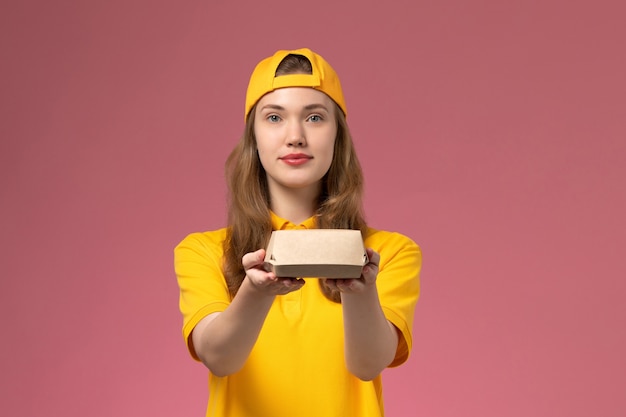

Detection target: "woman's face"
[254, 87, 337, 195]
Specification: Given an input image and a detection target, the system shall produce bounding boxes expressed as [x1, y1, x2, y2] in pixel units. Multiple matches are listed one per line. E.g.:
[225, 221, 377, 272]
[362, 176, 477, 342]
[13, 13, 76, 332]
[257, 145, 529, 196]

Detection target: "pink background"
[1, 1, 625, 416]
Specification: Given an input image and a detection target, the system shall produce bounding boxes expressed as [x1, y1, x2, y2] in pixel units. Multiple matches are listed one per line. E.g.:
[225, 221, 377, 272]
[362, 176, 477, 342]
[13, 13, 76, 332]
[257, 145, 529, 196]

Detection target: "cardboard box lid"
[264, 229, 368, 278]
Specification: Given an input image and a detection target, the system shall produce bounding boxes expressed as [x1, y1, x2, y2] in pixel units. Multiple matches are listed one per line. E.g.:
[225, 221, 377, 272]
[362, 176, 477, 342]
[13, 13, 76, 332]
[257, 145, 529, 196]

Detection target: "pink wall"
[1, 1, 625, 416]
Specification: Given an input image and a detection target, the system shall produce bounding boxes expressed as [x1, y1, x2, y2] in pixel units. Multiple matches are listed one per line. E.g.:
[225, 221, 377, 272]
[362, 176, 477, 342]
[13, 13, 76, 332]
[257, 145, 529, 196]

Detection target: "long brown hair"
[223, 54, 367, 302]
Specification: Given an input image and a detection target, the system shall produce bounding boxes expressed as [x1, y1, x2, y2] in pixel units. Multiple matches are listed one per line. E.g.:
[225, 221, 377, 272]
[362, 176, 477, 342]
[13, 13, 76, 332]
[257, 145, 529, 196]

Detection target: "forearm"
[341, 286, 399, 381]
[192, 278, 275, 376]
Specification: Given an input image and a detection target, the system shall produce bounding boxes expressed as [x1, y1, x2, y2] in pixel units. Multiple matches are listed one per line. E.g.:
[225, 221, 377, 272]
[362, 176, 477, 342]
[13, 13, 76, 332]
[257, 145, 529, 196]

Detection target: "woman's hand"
[328, 247, 397, 380]
[322, 248, 380, 293]
[191, 248, 304, 376]
[243, 248, 305, 296]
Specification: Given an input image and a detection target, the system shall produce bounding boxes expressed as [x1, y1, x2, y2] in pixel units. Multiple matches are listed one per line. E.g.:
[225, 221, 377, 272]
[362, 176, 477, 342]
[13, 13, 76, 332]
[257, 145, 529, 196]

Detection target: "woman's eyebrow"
[259, 104, 285, 111]
[303, 103, 329, 111]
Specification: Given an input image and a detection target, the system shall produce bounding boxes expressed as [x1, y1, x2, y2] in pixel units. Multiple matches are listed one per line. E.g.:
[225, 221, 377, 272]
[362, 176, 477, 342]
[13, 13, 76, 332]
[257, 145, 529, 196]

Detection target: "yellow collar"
[270, 211, 317, 230]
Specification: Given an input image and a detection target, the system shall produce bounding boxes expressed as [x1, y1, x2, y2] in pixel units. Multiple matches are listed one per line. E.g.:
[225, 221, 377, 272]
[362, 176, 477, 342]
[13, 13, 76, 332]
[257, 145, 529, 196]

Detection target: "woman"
[175, 48, 421, 417]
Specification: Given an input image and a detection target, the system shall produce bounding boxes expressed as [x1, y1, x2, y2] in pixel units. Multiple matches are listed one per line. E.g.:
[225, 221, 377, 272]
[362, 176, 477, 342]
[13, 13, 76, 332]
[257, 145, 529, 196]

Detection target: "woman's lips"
[280, 153, 312, 166]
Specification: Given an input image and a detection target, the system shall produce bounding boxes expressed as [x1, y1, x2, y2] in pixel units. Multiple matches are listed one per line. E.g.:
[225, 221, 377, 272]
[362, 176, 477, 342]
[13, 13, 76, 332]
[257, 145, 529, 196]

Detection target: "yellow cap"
[244, 48, 347, 121]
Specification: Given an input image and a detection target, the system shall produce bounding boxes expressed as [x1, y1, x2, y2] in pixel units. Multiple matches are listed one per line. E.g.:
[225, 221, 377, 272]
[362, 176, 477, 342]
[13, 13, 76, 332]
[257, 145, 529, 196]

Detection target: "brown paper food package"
[264, 229, 368, 278]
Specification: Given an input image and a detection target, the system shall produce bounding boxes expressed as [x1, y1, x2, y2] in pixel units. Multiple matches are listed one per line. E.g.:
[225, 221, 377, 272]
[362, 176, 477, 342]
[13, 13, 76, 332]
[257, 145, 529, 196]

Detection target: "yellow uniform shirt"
[174, 213, 421, 417]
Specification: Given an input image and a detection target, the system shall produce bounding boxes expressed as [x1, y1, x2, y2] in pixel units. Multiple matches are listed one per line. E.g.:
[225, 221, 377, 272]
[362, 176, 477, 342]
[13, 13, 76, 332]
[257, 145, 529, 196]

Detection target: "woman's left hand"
[322, 248, 379, 293]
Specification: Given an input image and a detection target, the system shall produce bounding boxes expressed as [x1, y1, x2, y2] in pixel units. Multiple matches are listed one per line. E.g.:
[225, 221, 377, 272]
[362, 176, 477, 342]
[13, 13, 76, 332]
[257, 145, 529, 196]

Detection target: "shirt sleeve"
[174, 230, 231, 360]
[366, 230, 422, 367]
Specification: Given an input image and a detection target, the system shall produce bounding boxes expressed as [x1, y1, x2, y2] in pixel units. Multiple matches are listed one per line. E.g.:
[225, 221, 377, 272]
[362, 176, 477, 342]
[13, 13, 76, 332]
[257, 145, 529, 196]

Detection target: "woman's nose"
[286, 122, 306, 147]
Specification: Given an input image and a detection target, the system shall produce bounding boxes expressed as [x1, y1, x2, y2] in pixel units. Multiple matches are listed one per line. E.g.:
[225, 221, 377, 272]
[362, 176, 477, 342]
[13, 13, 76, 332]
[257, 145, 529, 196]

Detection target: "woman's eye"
[267, 115, 281, 122]
[308, 115, 322, 122]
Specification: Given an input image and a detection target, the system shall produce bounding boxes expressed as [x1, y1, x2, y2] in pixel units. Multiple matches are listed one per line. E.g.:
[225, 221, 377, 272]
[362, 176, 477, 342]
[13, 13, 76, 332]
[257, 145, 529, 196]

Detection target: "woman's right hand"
[192, 248, 303, 376]
[243, 249, 305, 296]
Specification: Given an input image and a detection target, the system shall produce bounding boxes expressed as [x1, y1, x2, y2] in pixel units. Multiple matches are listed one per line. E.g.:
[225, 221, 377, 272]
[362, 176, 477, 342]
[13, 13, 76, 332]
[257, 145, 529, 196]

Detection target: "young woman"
[175, 48, 421, 417]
